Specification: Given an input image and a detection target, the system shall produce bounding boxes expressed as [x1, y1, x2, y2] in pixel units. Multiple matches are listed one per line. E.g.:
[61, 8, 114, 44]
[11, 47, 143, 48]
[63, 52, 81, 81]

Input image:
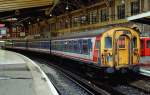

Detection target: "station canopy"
[0, 0, 54, 12]
[127, 11, 150, 25]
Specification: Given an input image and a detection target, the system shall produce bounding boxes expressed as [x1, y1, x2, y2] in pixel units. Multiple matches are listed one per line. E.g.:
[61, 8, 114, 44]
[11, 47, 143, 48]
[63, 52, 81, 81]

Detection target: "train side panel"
[51, 37, 96, 63]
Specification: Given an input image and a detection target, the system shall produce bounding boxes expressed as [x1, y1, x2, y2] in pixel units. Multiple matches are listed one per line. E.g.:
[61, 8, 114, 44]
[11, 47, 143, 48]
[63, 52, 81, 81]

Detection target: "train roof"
[52, 27, 111, 40]
[11, 26, 135, 41]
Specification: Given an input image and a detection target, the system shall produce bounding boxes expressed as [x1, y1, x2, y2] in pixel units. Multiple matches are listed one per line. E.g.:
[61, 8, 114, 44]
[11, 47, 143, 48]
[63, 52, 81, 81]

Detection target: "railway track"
[29, 55, 150, 95]
[5, 49, 150, 95]
[32, 57, 113, 95]
[25, 55, 131, 95]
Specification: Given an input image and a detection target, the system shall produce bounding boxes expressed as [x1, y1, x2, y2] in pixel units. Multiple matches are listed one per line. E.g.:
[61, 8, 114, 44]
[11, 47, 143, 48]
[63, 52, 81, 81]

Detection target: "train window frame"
[146, 40, 150, 48]
[68, 40, 73, 52]
[73, 40, 79, 53]
[82, 40, 89, 54]
[64, 41, 68, 51]
[132, 37, 137, 48]
[78, 40, 82, 54]
[117, 36, 126, 49]
[105, 36, 112, 48]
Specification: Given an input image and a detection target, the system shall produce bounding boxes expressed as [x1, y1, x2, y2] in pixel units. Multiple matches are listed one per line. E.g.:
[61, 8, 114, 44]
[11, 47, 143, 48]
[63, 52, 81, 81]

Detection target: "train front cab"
[94, 27, 140, 72]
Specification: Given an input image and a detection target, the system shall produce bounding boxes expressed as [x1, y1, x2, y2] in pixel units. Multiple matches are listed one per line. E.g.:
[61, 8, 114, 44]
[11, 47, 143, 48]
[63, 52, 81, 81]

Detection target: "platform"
[138, 57, 150, 77]
[0, 49, 58, 95]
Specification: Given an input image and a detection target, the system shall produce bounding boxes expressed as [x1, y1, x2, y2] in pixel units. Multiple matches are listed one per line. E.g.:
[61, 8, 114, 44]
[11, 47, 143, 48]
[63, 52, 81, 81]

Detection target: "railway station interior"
[0, 0, 150, 95]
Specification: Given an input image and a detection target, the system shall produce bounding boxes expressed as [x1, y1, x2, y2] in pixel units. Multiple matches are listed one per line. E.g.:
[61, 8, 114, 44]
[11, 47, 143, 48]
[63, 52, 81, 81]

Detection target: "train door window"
[82, 40, 88, 54]
[147, 40, 150, 48]
[118, 36, 125, 48]
[96, 40, 100, 49]
[105, 37, 112, 48]
[132, 37, 137, 48]
[140, 39, 144, 49]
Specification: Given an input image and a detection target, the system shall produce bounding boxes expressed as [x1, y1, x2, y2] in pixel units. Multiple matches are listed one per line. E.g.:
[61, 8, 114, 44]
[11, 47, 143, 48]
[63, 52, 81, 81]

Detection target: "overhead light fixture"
[50, 14, 52, 17]
[65, 0, 69, 10]
[66, 5, 69, 10]
[121, 0, 125, 4]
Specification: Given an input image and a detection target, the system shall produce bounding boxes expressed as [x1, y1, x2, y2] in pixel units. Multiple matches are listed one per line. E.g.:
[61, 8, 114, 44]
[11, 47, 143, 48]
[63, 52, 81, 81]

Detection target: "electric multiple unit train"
[140, 37, 150, 63]
[5, 27, 141, 72]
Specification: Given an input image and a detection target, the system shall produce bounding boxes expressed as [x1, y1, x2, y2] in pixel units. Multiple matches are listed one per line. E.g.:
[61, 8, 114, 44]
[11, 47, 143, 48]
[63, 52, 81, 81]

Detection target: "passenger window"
[118, 36, 125, 48]
[58, 41, 61, 51]
[69, 41, 73, 51]
[64, 41, 68, 51]
[105, 37, 112, 48]
[55, 41, 58, 50]
[88, 39, 92, 51]
[147, 40, 150, 48]
[73, 40, 79, 53]
[132, 37, 137, 48]
[82, 40, 88, 54]
[61, 41, 64, 51]
[78, 40, 82, 54]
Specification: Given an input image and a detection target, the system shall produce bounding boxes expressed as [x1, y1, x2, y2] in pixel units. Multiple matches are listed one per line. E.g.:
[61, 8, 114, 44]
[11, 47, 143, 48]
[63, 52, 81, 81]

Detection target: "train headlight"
[107, 55, 112, 62]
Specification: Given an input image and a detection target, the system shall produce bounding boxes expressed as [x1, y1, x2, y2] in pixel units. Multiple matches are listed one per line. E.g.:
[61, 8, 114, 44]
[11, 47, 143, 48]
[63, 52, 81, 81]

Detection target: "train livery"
[6, 27, 141, 72]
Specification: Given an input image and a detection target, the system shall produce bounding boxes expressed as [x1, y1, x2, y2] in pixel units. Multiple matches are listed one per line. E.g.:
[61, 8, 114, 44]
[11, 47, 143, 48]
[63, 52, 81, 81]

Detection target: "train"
[140, 37, 150, 63]
[5, 27, 141, 73]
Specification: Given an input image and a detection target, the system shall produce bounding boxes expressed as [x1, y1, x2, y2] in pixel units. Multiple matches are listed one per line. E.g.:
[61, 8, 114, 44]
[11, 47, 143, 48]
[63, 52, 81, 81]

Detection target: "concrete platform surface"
[0, 49, 58, 95]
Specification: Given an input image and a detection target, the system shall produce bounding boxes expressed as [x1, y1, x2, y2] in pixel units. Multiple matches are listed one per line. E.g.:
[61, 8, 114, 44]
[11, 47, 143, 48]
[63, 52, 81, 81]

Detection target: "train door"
[96, 40, 101, 64]
[116, 35, 131, 67]
[140, 39, 145, 56]
[93, 36, 101, 65]
[145, 39, 150, 56]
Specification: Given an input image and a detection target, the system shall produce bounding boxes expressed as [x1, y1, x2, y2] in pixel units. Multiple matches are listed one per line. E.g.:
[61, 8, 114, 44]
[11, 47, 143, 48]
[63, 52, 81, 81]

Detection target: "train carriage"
[51, 27, 140, 71]
[8, 27, 140, 72]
